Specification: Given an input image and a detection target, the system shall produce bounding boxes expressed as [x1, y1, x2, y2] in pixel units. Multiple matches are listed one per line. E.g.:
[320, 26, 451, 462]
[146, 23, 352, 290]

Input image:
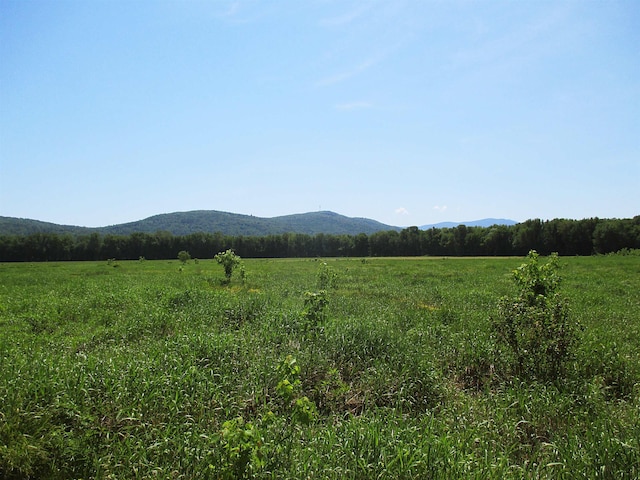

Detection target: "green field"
[1, 255, 639, 479]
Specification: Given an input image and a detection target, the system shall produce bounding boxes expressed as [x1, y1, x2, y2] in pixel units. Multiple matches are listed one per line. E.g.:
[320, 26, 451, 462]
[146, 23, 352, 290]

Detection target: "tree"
[214, 249, 242, 282]
[399, 226, 421, 256]
[482, 225, 512, 256]
[353, 233, 369, 257]
[593, 219, 635, 254]
[512, 219, 543, 255]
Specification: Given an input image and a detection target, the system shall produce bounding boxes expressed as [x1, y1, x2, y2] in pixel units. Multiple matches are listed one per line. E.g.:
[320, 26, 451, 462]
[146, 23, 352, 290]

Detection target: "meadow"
[1, 255, 638, 479]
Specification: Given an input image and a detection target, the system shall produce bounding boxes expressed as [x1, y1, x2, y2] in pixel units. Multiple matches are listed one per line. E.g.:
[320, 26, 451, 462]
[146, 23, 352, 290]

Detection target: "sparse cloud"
[395, 207, 410, 216]
[334, 101, 372, 111]
[449, 3, 572, 74]
[319, 5, 371, 27]
[315, 57, 378, 87]
[314, 1, 413, 89]
[214, 1, 240, 18]
[433, 205, 448, 212]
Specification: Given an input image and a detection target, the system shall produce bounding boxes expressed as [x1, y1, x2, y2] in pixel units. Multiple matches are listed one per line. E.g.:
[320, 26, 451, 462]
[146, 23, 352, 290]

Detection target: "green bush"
[317, 262, 337, 289]
[214, 249, 242, 283]
[493, 251, 580, 381]
[177, 250, 191, 264]
[302, 290, 327, 328]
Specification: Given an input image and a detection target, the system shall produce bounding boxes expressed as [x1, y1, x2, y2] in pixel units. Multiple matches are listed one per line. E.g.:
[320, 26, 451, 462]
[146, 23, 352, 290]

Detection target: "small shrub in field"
[218, 417, 265, 478]
[291, 396, 318, 425]
[493, 251, 579, 381]
[317, 262, 337, 289]
[177, 250, 191, 264]
[276, 355, 302, 405]
[214, 249, 242, 283]
[303, 290, 327, 328]
[275, 355, 318, 425]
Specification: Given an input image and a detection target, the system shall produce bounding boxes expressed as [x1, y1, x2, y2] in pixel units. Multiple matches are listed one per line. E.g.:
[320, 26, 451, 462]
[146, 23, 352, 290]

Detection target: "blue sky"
[1, 0, 638, 228]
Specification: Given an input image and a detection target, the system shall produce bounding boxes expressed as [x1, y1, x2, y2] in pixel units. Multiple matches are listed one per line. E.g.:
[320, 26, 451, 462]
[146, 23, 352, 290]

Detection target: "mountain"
[0, 212, 519, 237]
[99, 210, 400, 236]
[0, 211, 401, 237]
[419, 218, 517, 229]
[0, 217, 92, 236]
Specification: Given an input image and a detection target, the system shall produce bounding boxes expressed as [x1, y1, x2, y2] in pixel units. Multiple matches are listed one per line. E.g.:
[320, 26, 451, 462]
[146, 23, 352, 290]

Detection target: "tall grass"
[1, 256, 638, 478]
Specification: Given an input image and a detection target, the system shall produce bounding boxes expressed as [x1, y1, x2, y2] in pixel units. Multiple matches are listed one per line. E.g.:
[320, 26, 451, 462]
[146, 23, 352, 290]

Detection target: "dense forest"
[0, 217, 638, 262]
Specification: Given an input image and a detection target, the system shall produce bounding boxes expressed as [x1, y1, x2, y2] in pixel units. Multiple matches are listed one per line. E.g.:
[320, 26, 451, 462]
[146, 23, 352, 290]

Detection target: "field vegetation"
[1, 254, 638, 478]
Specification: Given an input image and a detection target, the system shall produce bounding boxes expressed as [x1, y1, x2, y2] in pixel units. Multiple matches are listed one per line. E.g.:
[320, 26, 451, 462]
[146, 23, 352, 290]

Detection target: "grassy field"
[1, 255, 638, 479]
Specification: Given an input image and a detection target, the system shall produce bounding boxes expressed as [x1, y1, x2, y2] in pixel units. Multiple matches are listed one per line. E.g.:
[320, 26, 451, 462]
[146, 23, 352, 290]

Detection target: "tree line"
[0, 217, 638, 262]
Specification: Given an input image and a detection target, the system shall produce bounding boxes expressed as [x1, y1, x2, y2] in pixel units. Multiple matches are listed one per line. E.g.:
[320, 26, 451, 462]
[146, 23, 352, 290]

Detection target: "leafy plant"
[275, 355, 318, 425]
[292, 396, 318, 425]
[276, 355, 301, 403]
[177, 250, 191, 264]
[317, 262, 337, 289]
[214, 249, 242, 283]
[493, 251, 579, 381]
[303, 290, 328, 328]
[218, 416, 265, 478]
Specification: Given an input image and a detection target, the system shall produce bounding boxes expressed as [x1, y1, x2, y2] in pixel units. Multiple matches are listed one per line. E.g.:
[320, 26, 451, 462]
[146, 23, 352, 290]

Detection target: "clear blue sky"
[1, 0, 638, 228]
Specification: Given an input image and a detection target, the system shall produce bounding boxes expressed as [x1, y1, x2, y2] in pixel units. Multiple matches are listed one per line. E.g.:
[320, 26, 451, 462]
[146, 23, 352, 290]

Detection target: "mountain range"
[0, 211, 517, 237]
[419, 218, 517, 229]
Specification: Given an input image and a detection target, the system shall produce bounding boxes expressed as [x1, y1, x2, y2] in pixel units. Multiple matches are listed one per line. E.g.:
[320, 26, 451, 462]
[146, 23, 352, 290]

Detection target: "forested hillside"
[0, 217, 91, 236]
[0, 211, 399, 237]
[1, 217, 638, 261]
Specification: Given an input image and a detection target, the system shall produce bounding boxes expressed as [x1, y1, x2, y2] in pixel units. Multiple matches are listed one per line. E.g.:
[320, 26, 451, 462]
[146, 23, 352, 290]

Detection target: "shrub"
[275, 355, 318, 425]
[218, 417, 265, 478]
[317, 262, 337, 289]
[214, 249, 242, 283]
[493, 251, 579, 381]
[177, 250, 191, 264]
[302, 290, 327, 329]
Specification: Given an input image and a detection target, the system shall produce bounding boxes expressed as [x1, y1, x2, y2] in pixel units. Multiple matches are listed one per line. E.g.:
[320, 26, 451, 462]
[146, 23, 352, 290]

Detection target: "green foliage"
[274, 355, 318, 425]
[316, 261, 337, 289]
[214, 249, 242, 282]
[303, 290, 328, 328]
[292, 396, 318, 426]
[177, 250, 191, 264]
[493, 251, 579, 381]
[0, 257, 638, 478]
[276, 355, 301, 403]
[218, 417, 265, 478]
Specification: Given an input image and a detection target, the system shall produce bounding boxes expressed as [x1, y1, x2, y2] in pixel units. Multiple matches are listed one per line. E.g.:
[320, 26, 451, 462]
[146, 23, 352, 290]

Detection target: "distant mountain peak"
[419, 218, 517, 229]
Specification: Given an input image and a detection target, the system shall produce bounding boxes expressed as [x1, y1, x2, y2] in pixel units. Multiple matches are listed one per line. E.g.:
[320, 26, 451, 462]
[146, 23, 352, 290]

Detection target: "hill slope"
[0, 211, 401, 236]
[0, 217, 92, 236]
